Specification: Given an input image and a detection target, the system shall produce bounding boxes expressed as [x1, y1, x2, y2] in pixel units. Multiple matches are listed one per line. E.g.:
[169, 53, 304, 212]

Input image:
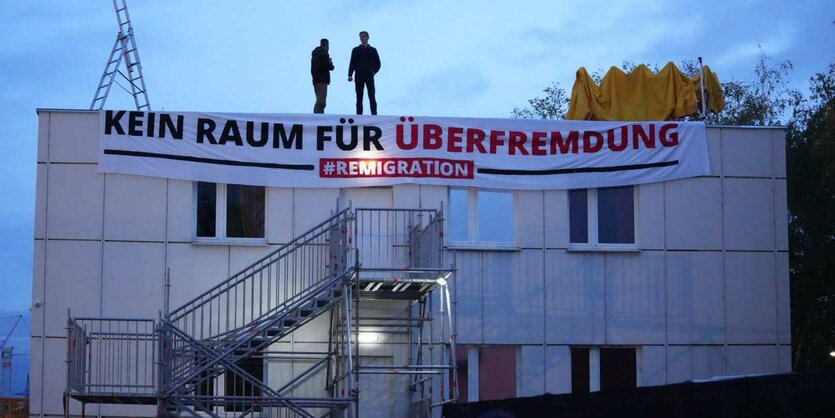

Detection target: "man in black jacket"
[311, 38, 334, 114]
[348, 31, 381, 115]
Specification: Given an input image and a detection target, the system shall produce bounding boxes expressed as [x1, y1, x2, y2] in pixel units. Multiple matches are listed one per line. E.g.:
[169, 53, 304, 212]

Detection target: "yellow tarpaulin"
[567, 62, 724, 121]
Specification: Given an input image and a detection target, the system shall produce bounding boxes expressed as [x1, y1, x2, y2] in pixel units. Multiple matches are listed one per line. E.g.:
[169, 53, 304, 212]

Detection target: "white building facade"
[31, 110, 790, 417]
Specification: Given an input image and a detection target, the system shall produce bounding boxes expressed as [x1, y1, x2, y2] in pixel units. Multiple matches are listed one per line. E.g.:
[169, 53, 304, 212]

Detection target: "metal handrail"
[169, 207, 349, 321]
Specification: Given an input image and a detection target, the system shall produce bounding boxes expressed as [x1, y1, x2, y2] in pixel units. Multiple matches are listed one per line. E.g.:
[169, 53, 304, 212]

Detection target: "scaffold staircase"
[65, 206, 457, 418]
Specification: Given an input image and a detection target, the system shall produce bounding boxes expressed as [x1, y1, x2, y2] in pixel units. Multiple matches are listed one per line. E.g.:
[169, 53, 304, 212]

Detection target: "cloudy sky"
[0, 0, 833, 388]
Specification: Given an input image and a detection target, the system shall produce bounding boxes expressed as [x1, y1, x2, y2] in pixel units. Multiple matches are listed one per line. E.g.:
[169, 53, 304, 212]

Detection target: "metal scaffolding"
[64, 206, 456, 418]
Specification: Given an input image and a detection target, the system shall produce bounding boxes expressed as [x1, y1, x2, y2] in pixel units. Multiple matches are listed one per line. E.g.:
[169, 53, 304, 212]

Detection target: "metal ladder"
[90, 0, 150, 111]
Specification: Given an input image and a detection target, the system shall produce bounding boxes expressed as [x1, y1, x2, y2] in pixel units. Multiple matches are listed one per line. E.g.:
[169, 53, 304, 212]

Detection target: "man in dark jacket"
[311, 38, 334, 114]
[347, 31, 381, 115]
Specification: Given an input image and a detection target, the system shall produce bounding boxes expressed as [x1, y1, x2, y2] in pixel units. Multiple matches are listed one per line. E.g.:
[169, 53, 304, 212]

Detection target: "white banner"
[98, 111, 710, 190]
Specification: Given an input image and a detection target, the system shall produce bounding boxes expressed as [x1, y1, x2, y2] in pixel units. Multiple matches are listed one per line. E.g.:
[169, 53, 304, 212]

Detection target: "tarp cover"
[567, 62, 723, 121]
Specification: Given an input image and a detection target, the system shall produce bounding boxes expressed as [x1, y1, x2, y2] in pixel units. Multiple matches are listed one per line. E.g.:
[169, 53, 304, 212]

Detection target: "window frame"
[447, 187, 518, 250]
[568, 187, 639, 252]
[192, 182, 268, 245]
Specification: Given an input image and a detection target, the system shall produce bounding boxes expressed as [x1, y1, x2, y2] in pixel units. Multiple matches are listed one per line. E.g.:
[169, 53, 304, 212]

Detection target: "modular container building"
[30, 109, 789, 417]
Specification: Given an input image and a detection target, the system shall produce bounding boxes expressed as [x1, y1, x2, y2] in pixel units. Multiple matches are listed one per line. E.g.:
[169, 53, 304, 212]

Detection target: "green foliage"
[786, 61, 835, 372]
[511, 82, 569, 120]
[717, 51, 803, 126]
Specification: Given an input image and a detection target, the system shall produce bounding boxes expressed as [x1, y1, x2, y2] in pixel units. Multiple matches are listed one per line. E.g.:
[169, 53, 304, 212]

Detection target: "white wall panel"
[721, 128, 773, 178]
[48, 111, 99, 163]
[32, 337, 95, 416]
[37, 112, 49, 163]
[516, 191, 544, 248]
[725, 345, 779, 375]
[724, 178, 774, 251]
[605, 252, 665, 344]
[340, 187, 393, 209]
[543, 190, 569, 249]
[166, 179, 193, 242]
[31, 240, 45, 337]
[776, 252, 790, 345]
[664, 178, 723, 250]
[666, 252, 725, 344]
[778, 345, 792, 372]
[544, 346, 571, 394]
[104, 174, 167, 241]
[453, 251, 482, 344]
[294, 188, 340, 234]
[45, 240, 101, 336]
[725, 252, 777, 344]
[166, 243, 229, 309]
[640, 346, 666, 386]
[34, 164, 46, 239]
[102, 242, 165, 318]
[419, 185, 447, 211]
[518, 345, 545, 396]
[483, 251, 544, 344]
[46, 164, 103, 240]
[772, 129, 787, 178]
[774, 179, 788, 251]
[638, 183, 664, 250]
[392, 184, 420, 208]
[28, 336, 43, 415]
[229, 245, 277, 274]
[544, 251, 605, 344]
[706, 127, 722, 176]
[290, 313, 332, 343]
[267, 188, 294, 243]
[666, 346, 725, 383]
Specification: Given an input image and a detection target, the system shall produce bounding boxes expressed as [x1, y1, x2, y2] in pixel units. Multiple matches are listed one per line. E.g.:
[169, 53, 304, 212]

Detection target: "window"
[224, 357, 264, 411]
[195, 182, 265, 241]
[449, 188, 515, 246]
[569, 186, 635, 248]
[570, 347, 637, 393]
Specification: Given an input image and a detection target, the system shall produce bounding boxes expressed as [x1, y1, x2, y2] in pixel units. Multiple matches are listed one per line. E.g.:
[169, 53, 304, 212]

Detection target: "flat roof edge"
[32, 109, 788, 130]
[36, 108, 98, 115]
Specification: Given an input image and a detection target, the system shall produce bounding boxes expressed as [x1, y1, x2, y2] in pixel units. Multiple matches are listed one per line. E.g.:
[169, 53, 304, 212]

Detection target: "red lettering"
[583, 131, 604, 153]
[423, 124, 443, 150]
[531, 131, 547, 155]
[550, 131, 579, 154]
[489, 130, 506, 154]
[448, 126, 464, 153]
[607, 126, 628, 151]
[659, 123, 679, 146]
[466, 128, 487, 153]
[396, 123, 418, 150]
[632, 124, 656, 149]
[508, 131, 529, 155]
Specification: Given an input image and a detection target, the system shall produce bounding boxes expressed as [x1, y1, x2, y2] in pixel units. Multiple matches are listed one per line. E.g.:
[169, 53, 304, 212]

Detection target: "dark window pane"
[598, 186, 634, 244]
[226, 184, 265, 238]
[477, 191, 514, 243]
[600, 347, 636, 391]
[224, 356, 263, 411]
[196, 182, 216, 237]
[449, 189, 469, 242]
[571, 347, 590, 394]
[569, 189, 588, 243]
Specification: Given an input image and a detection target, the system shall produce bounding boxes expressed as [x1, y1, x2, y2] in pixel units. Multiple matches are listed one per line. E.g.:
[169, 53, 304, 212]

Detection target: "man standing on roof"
[311, 38, 334, 114]
[348, 31, 381, 115]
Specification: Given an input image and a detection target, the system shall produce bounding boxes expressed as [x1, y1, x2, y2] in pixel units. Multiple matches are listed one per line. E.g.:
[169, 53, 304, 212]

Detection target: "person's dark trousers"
[355, 75, 377, 115]
[313, 83, 327, 114]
